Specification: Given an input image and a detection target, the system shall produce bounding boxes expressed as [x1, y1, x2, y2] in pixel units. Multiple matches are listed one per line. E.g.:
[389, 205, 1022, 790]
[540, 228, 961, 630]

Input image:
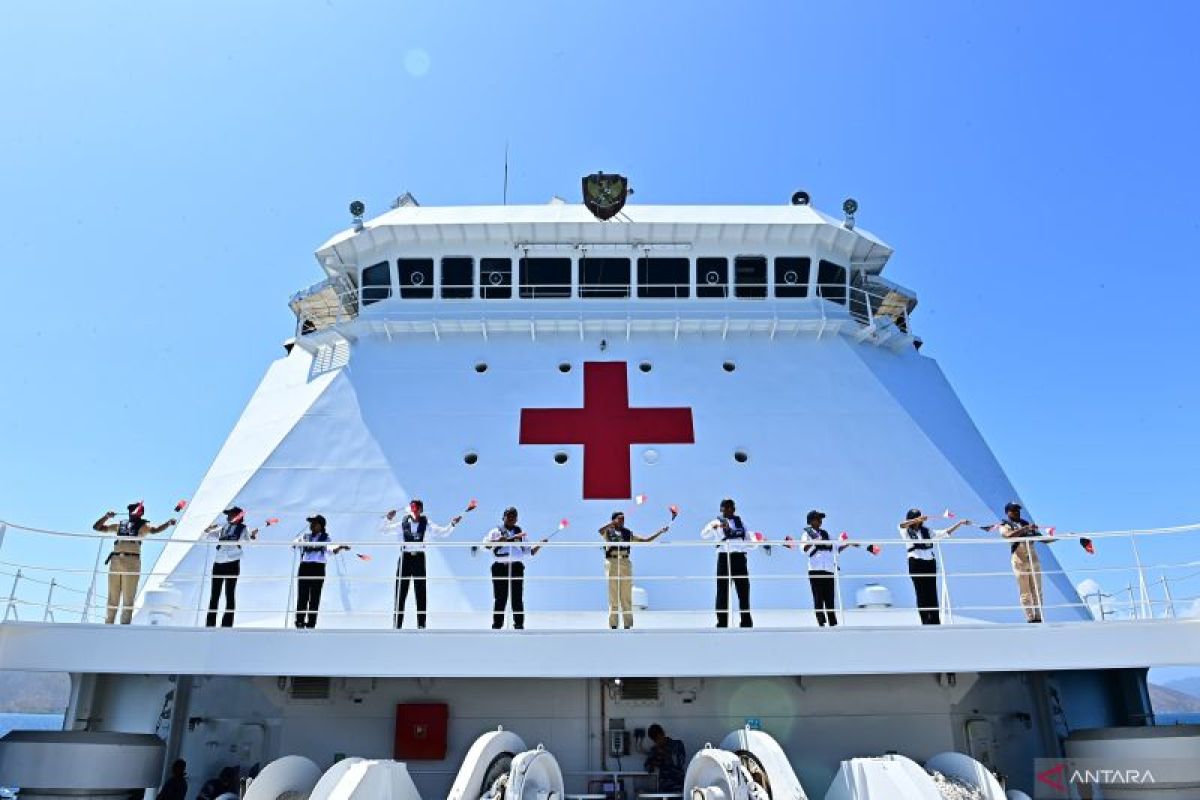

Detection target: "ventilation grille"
[289, 677, 331, 700]
[618, 678, 660, 702]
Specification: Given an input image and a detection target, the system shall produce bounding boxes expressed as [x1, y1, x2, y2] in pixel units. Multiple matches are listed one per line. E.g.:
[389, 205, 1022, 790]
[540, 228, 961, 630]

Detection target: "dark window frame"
[696, 257, 729, 299]
[734, 256, 768, 299]
[774, 257, 812, 298]
[637, 257, 691, 298]
[816, 259, 848, 305]
[578, 256, 631, 299]
[480, 257, 513, 300]
[519, 257, 572, 299]
[396, 258, 435, 300]
[440, 257, 474, 300]
[361, 260, 392, 306]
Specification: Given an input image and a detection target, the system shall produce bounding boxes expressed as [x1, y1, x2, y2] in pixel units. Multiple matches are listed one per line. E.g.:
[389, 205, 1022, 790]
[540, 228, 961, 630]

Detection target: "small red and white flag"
[942, 509, 956, 519]
[783, 534, 796, 550]
[752, 531, 766, 542]
[867, 544, 882, 556]
[668, 504, 680, 519]
[356, 553, 372, 561]
[1043, 526, 1057, 536]
[634, 493, 648, 505]
[839, 531, 850, 541]
[265, 517, 280, 526]
[131, 502, 145, 517]
[466, 499, 479, 511]
[229, 510, 245, 525]
[1081, 537, 1095, 554]
[558, 518, 570, 531]
[174, 499, 189, 512]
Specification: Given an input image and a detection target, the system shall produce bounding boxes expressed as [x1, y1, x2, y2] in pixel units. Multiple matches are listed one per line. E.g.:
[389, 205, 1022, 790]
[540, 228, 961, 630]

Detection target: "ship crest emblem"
[582, 172, 629, 220]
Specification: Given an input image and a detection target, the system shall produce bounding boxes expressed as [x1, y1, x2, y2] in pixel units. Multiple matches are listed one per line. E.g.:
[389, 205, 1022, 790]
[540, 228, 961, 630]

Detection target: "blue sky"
[1, 3, 1199, 655]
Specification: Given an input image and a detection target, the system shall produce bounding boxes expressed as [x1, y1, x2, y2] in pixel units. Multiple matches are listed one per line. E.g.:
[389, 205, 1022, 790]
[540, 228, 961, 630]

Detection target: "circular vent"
[722, 361, 736, 373]
[554, 452, 569, 465]
[639, 362, 652, 373]
[733, 451, 749, 463]
[464, 452, 479, 465]
[475, 362, 488, 373]
[558, 362, 572, 373]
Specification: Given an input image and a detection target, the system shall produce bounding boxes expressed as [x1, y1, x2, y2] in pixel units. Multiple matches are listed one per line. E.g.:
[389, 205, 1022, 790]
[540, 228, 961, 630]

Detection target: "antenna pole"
[503, 142, 509, 206]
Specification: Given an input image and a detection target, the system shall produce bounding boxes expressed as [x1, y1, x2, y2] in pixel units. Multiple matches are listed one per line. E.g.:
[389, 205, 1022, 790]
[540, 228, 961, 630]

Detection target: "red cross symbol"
[520, 361, 695, 499]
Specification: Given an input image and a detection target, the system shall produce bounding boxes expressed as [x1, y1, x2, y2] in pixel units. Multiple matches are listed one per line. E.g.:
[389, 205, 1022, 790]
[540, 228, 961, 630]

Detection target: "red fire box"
[394, 703, 449, 760]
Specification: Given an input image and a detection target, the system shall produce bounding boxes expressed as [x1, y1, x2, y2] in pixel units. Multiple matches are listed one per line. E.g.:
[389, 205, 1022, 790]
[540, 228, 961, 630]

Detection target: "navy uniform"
[204, 506, 257, 627]
[701, 498, 757, 628]
[381, 499, 460, 629]
[292, 514, 346, 629]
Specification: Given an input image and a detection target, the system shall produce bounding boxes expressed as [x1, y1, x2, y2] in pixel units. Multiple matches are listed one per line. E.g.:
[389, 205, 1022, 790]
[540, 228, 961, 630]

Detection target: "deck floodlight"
[791, 190, 810, 206]
[350, 200, 366, 232]
[842, 197, 858, 229]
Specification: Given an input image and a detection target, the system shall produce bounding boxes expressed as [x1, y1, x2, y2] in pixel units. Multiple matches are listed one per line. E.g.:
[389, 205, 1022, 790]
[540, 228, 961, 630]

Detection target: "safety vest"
[604, 526, 633, 557]
[216, 522, 248, 560]
[904, 525, 934, 552]
[492, 525, 523, 558]
[117, 519, 146, 537]
[720, 515, 747, 542]
[401, 515, 429, 543]
[300, 531, 330, 556]
[1003, 517, 1039, 553]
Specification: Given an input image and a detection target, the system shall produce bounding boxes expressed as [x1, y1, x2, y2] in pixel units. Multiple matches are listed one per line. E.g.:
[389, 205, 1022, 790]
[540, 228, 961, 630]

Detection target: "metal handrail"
[0, 518, 1197, 629]
[293, 283, 911, 337]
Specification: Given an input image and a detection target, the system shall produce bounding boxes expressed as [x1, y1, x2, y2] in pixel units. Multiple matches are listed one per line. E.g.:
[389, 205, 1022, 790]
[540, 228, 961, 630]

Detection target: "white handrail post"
[43, 578, 57, 623]
[1127, 531, 1152, 619]
[1126, 584, 1137, 620]
[1161, 576, 1176, 619]
[193, 539, 212, 627]
[284, 547, 299, 629]
[82, 538, 106, 623]
[936, 540, 953, 625]
[4, 569, 22, 622]
[833, 544, 844, 623]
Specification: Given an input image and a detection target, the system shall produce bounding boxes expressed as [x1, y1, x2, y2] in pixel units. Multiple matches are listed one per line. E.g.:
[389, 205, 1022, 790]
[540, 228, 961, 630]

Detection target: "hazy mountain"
[1164, 676, 1200, 699]
[1150, 683, 1200, 714]
[0, 670, 70, 713]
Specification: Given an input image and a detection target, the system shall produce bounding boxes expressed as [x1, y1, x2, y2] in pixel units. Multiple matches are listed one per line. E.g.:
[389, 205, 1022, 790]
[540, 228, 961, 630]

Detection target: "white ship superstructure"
[2, 190, 1199, 799]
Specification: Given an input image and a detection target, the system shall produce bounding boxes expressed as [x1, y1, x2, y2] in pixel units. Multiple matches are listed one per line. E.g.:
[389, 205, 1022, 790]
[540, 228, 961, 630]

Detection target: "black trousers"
[395, 552, 428, 629]
[715, 552, 753, 628]
[809, 570, 838, 627]
[908, 557, 941, 625]
[295, 561, 326, 629]
[491, 561, 525, 629]
[206, 560, 240, 628]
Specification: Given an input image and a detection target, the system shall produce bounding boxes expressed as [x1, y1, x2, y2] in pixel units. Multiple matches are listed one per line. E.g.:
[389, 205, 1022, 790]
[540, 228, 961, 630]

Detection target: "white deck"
[2, 618, 1196, 677]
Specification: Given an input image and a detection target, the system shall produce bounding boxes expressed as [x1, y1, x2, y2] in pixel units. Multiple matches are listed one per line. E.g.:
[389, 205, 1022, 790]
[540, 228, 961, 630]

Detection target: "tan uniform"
[603, 525, 635, 629]
[1002, 522, 1044, 623]
[106, 522, 151, 624]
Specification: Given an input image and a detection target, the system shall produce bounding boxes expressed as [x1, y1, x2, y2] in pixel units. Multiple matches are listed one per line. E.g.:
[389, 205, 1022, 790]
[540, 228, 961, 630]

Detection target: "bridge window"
[734, 256, 767, 298]
[817, 260, 848, 305]
[481, 258, 512, 299]
[774, 257, 811, 298]
[696, 257, 728, 298]
[637, 257, 690, 298]
[361, 261, 392, 306]
[579, 257, 631, 298]
[397, 258, 434, 299]
[441, 257, 474, 299]
[519, 257, 571, 299]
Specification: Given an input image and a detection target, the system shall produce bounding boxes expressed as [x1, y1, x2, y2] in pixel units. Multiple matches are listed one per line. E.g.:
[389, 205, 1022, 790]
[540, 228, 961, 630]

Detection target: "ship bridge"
[288, 201, 918, 352]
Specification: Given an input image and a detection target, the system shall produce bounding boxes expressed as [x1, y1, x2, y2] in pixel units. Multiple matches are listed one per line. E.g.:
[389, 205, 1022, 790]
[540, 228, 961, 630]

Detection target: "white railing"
[1, 519, 1198, 630]
[292, 283, 912, 339]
